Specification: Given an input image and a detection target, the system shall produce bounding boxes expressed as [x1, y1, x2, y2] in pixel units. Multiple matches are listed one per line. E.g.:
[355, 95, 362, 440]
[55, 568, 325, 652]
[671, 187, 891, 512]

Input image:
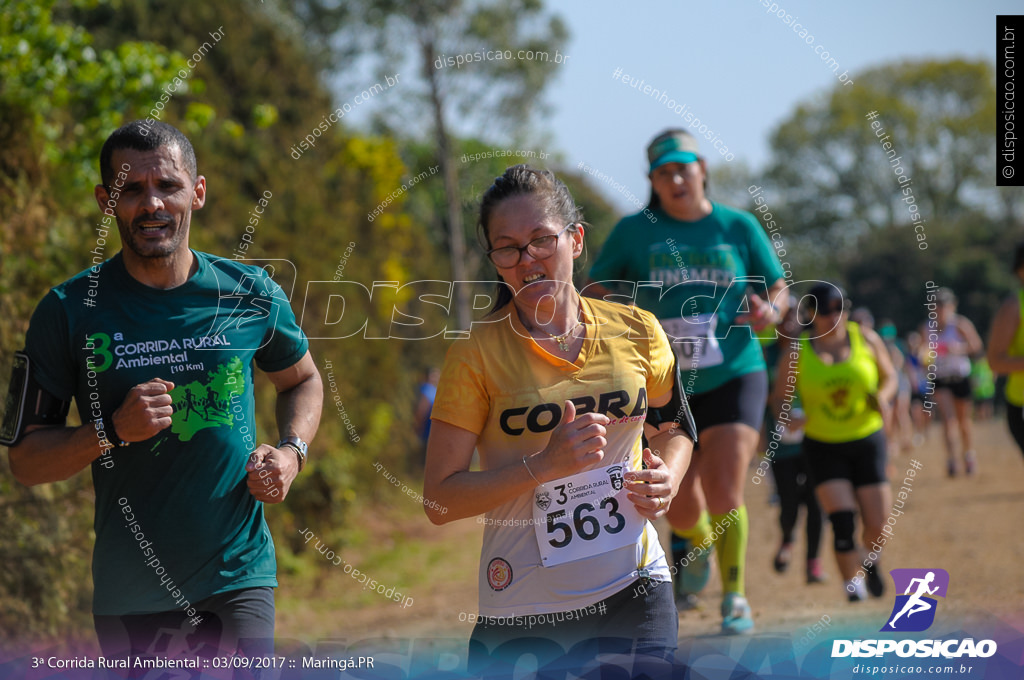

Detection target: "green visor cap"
[648, 131, 700, 171]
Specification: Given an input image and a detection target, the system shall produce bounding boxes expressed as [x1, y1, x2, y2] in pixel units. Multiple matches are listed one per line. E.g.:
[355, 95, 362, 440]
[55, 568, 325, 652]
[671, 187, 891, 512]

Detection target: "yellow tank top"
[1005, 291, 1024, 407]
[798, 322, 884, 443]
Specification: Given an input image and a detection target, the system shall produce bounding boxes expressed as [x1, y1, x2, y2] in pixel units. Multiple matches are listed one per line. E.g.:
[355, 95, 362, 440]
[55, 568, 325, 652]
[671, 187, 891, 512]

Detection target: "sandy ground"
[276, 418, 1024, 653]
[2, 418, 1020, 680]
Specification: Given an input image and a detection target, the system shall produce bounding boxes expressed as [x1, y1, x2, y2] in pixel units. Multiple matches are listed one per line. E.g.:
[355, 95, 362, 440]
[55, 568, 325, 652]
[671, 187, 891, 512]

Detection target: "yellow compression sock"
[673, 509, 713, 550]
[711, 506, 748, 595]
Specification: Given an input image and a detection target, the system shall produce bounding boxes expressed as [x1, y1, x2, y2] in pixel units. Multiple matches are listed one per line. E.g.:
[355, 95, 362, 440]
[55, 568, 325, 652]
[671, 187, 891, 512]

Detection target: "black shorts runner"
[803, 429, 888, 488]
[935, 375, 971, 399]
[686, 370, 768, 438]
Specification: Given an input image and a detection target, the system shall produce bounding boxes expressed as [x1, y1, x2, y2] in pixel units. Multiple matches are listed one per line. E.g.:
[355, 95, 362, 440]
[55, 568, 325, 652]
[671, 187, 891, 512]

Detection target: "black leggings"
[770, 455, 823, 560]
[1006, 398, 1024, 457]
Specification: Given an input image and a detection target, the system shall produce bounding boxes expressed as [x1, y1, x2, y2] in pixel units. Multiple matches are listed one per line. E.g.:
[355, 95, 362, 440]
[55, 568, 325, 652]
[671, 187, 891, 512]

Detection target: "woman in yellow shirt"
[772, 283, 897, 602]
[424, 165, 696, 673]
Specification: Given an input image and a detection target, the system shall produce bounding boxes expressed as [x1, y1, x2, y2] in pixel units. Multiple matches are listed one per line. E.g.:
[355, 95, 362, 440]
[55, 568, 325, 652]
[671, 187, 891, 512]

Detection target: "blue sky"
[546, 0, 1012, 211]
[336, 1, 1014, 212]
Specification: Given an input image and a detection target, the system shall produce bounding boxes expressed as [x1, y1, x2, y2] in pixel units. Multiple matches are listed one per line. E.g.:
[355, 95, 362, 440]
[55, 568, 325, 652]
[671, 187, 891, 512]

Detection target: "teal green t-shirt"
[589, 203, 786, 394]
[24, 251, 308, 615]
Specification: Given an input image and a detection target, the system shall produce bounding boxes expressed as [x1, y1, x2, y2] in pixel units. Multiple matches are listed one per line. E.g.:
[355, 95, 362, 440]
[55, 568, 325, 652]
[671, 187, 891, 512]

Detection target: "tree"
[766, 59, 1000, 259]
[758, 58, 1021, 331]
[340, 0, 569, 329]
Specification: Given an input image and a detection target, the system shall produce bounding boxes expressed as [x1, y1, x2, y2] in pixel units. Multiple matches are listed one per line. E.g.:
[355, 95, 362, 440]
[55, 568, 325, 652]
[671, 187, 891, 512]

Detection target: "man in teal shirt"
[5, 121, 323, 660]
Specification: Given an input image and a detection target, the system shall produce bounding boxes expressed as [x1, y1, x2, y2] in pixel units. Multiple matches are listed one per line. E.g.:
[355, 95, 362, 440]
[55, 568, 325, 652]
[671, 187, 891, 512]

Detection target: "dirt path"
[277, 418, 1024, 650]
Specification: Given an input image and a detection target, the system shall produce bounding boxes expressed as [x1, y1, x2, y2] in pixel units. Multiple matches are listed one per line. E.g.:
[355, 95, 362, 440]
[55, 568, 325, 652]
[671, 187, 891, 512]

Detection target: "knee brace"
[828, 511, 856, 553]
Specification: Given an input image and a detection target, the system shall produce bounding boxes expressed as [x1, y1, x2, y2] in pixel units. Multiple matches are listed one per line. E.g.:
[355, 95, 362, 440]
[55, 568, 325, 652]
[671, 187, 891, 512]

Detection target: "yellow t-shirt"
[431, 296, 676, 616]
[798, 321, 884, 443]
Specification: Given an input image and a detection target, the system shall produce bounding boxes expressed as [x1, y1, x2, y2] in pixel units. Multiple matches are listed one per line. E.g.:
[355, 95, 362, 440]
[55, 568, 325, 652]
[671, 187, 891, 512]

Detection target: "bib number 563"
[546, 497, 626, 548]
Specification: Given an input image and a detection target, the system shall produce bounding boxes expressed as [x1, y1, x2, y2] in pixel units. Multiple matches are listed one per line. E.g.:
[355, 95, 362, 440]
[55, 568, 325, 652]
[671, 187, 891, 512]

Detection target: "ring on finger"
[656, 497, 664, 510]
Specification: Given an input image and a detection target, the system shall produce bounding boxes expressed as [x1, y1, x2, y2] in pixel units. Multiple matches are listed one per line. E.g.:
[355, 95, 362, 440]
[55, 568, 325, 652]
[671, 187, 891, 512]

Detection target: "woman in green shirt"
[588, 129, 788, 634]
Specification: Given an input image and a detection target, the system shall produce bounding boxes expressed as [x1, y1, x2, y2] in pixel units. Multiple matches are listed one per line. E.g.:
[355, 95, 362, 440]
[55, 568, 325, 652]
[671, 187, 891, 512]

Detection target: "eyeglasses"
[486, 223, 575, 268]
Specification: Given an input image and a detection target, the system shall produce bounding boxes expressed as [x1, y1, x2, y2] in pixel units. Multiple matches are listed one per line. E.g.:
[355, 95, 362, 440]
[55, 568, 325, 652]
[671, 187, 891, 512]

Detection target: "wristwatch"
[277, 436, 309, 471]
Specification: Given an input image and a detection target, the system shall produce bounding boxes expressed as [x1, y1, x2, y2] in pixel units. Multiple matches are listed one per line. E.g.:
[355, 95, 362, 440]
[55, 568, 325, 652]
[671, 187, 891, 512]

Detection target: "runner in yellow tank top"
[772, 283, 896, 604]
[987, 242, 1024, 456]
[798, 321, 884, 443]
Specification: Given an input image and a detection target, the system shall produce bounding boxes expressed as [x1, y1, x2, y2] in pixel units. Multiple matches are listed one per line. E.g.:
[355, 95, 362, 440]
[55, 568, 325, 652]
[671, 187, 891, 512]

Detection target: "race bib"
[532, 463, 645, 568]
[661, 314, 725, 371]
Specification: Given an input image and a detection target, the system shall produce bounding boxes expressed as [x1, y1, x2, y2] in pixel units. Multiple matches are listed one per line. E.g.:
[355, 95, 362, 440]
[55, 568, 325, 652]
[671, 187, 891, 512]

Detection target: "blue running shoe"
[679, 540, 713, 595]
[721, 592, 754, 635]
[672, 535, 713, 609]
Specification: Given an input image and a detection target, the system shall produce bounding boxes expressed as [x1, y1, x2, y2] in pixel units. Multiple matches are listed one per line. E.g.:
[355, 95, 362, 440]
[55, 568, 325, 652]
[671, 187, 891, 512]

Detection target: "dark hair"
[805, 282, 849, 321]
[477, 164, 583, 313]
[646, 186, 661, 212]
[99, 120, 197, 188]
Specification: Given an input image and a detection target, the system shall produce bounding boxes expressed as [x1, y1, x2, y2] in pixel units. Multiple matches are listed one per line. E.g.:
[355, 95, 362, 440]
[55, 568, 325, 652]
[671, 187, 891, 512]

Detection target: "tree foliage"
[337, 0, 570, 327]
[0, 0, 449, 645]
[757, 58, 1020, 333]
[0, 0, 194, 644]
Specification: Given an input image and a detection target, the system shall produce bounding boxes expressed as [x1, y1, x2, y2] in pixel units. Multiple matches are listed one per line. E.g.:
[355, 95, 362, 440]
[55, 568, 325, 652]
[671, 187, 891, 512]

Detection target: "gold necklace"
[528, 305, 583, 351]
[542, 319, 582, 351]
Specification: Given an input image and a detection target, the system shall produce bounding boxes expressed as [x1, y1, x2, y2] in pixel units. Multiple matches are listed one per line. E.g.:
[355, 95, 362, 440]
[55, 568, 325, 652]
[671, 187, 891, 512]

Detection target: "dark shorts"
[687, 370, 768, 438]
[94, 586, 275, 663]
[1006, 398, 1024, 457]
[935, 375, 972, 399]
[803, 429, 888, 488]
[468, 578, 678, 677]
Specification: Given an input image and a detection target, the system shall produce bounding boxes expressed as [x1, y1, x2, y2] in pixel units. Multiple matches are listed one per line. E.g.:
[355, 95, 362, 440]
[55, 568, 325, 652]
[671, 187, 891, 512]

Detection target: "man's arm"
[244, 350, 323, 503]
[10, 424, 110, 486]
[9, 378, 175, 486]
